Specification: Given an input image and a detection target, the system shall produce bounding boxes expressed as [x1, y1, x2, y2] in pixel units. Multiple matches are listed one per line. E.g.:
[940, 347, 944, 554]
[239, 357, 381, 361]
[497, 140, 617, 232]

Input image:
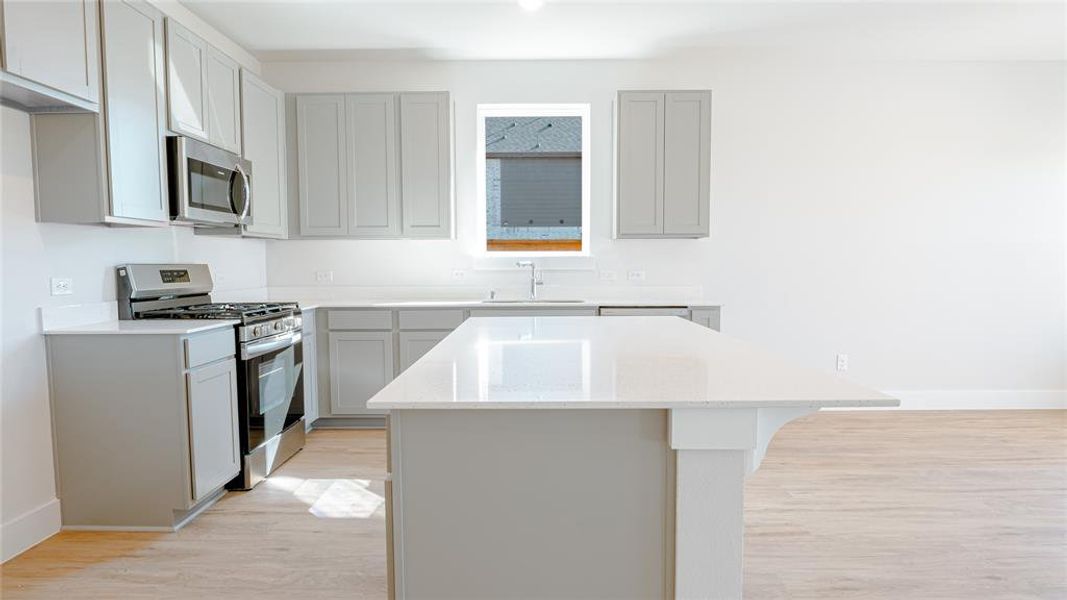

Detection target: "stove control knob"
[273, 321, 284, 332]
[252, 325, 263, 337]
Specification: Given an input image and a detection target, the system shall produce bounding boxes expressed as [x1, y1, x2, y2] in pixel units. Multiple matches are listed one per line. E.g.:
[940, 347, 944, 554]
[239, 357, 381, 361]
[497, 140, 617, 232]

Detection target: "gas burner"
[140, 302, 300, 324]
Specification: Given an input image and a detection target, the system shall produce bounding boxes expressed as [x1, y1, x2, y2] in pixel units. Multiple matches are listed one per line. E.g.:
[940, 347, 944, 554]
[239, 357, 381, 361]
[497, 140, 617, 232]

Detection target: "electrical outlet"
[315, 270, 334, 284]
[451, 269, 466, 281]
[50, 277, 73, 296]
[626, 270, 646, 282]
[598, 270, 617, 282]
[836, 354, 849, 372]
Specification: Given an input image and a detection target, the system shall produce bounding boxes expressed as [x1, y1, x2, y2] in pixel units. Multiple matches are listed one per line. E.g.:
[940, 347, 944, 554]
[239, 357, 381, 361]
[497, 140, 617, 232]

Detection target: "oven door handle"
[242, 331, 301, 360]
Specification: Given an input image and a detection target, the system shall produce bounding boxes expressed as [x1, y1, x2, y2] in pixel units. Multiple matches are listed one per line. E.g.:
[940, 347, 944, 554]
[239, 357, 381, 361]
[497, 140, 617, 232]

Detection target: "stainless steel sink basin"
[481, 299, 586, 304]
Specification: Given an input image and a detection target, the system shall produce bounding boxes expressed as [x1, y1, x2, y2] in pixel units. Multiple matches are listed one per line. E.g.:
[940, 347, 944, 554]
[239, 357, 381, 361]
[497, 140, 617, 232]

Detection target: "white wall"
[0, 106, 267, 561]
[262, 56, 1066, 398]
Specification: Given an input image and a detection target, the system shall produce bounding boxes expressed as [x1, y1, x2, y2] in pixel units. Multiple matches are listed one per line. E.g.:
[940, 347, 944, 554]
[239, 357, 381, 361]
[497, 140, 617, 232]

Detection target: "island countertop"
[367, 316, 897, 410]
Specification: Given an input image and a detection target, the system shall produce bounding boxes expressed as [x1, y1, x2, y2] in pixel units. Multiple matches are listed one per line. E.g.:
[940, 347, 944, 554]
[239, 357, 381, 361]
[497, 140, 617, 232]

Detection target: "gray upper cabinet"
[347, 93, 400, 237]
[0, 0, 100, 112]
[101, 0, 168, 223]
[294, 91, 452, 239]
[165, 19, 208, 140]
[204, 47, 240, 153]
[32, 0, 169, 225]
[297, 94, 348, 236]
[399, 92, 452, 238]
[616, 90, 711, 238]
[241, 70, 287, 238]
[165, 19, 241, 153]
[617, 92, 664, 236]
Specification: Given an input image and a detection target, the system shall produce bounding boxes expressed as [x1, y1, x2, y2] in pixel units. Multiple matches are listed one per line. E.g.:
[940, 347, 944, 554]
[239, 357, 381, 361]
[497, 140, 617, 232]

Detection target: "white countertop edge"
[292, 300, 723, 311]
[42, 319, 240, 336]
[368, 398, 900, 410]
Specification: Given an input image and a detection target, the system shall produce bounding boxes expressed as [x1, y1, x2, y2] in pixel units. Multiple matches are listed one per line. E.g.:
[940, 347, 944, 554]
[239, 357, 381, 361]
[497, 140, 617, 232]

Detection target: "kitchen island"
[368, 316, 897, 599]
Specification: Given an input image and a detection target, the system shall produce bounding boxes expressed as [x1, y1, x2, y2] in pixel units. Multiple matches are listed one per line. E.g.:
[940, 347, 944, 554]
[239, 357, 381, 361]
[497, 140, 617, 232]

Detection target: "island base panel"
[389, 409, 675, 599]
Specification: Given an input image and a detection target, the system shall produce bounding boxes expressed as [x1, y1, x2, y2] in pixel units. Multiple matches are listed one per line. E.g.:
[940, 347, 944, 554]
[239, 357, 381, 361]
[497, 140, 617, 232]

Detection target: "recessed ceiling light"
[518, 0, 545, 11]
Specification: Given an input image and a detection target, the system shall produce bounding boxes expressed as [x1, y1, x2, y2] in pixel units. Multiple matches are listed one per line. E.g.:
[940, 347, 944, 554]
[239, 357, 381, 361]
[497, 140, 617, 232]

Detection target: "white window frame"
[475, 103, 592, 257]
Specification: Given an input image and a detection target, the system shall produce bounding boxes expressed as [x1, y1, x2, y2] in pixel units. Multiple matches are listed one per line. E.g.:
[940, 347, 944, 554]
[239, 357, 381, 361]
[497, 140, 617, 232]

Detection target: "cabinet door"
[165, 19, 208, 141]
[241, 70, 287, 238]
[663, 91, 710, 236]
[2, 0, 100, 103]
[398, 331, 449, 372]
[186, 358, 241, 502]
[101, 0, 168, 223]
[616, 91, 665, 236]
[399, 92, 451, 238]
[204, 46, 241, 153]
[329, 331, 394, 415]
[347, 93, 400, 237]
[297, 95, 348, 236]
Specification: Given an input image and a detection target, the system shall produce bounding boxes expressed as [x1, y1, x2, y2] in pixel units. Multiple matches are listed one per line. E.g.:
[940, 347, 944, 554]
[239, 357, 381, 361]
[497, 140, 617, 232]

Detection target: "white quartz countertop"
[367, 316, 898, 410]
[42, 319, 239, 336]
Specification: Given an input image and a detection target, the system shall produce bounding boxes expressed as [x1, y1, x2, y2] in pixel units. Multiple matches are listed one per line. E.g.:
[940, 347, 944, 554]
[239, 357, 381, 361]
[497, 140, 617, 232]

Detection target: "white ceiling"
[180, 0, 1066, 62]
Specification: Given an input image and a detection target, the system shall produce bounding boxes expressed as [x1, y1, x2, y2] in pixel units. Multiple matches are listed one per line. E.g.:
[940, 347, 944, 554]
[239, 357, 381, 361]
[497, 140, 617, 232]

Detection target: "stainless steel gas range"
[117, 263, 304, 490]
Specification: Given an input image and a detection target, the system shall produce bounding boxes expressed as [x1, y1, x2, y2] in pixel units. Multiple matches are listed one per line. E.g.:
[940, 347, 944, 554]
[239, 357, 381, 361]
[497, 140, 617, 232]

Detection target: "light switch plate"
[50, 277, 73, 296]
[627, 270, 646, 282]
[599, 270, 617, 282]
[315, 270, 334, 284]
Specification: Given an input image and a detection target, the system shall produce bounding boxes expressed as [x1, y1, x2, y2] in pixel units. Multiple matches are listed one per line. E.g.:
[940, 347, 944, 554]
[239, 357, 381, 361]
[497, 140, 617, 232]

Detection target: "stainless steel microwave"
[167, 136, 252, 226]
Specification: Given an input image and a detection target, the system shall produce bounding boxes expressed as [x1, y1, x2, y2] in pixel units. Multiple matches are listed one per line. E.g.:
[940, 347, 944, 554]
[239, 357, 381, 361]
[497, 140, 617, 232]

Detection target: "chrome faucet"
[516, 261, 543, 300]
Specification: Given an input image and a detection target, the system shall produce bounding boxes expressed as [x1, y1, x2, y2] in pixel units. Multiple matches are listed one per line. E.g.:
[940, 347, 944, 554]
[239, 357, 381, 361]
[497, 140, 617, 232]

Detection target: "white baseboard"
[870, 389, 1067, 410]
[1, 498, 61, 563]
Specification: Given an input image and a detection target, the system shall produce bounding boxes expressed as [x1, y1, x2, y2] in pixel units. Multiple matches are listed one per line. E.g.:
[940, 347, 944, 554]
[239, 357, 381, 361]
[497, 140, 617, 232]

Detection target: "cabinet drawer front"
[398, 309, 464, 331]
[184, 328, 236, 369]
[327, 309, 393, 330]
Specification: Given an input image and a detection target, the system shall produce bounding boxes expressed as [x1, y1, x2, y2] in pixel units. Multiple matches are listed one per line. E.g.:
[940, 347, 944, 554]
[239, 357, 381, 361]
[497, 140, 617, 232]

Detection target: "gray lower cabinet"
[45, 327, 241, 529]
[241, 69, 288, 238]
[295, 91, 452, 239]
[329, 331, 395, 415]
[0, 0, 101, 112]
[399, 331, 450, 371]
[616, 90, 711, 238]
[187, 358, 241, 502]
[31, 0, 170, 225]
[165, 18, 241, 153]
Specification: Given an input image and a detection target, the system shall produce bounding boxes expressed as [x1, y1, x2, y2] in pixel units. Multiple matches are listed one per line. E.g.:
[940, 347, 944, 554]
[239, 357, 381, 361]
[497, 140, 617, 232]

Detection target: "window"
[476, 104, 591, 255]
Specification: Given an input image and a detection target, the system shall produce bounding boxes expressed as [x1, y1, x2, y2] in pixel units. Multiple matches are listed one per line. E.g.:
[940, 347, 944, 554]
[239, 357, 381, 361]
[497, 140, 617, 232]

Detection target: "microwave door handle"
[229, 163, 251, 223]
[242, 331, 301, 360]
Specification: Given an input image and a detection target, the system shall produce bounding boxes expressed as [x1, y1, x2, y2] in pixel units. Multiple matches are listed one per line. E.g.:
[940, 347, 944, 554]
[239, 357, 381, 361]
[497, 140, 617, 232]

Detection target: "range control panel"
[159, 269, 191, 284]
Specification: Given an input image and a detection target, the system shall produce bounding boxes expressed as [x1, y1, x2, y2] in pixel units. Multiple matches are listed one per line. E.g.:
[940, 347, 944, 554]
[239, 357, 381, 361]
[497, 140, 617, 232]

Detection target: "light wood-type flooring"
[2, 410, 1064, 599]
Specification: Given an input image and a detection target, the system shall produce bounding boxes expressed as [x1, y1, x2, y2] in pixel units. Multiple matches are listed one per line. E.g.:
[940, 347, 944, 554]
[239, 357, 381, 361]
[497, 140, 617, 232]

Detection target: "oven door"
[169, 136, 252, 226]
[241, 331, 304, 452]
